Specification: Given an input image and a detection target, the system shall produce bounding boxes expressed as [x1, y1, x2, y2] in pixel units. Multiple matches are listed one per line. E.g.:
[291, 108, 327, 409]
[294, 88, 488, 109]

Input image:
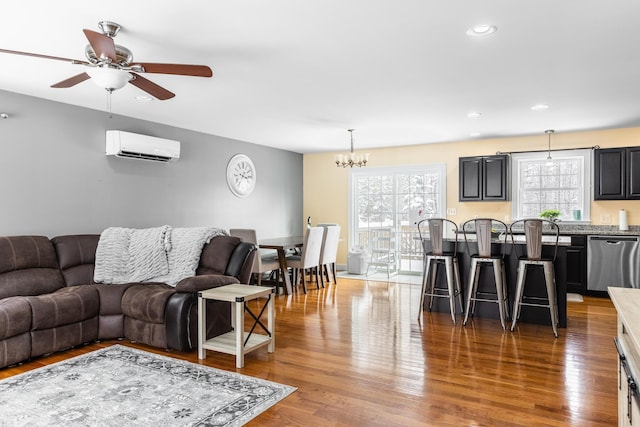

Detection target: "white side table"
[198, 284, 275, 368]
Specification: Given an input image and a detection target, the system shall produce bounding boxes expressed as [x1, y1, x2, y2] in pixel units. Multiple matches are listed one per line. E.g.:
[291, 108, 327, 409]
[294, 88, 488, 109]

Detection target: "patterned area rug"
[0, 345, 295, 426]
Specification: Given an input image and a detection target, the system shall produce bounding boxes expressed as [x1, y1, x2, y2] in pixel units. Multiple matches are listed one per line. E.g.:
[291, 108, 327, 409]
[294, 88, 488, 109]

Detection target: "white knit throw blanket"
[94, 226, 227, 286]
[150, 227, 227, 286]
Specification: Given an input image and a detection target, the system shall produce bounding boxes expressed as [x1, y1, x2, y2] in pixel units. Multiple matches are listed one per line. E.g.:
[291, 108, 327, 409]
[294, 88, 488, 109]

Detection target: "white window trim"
[510, 149, 592, 223]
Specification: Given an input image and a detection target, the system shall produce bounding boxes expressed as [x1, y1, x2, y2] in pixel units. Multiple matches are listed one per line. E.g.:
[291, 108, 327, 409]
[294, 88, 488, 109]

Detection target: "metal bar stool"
[417, 218, 463, 324]
[509, 218, 560, 337]
[462, 218, 510, 329]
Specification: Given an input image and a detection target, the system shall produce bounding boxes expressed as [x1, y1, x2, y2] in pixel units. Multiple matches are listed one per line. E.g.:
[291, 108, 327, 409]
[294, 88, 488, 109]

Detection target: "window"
[349, 164, 446, 274]
[511, 149, 591, 221]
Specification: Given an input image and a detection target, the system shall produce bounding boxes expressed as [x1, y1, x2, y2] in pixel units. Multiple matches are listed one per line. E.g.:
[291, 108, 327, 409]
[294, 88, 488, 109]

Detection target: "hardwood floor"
[1, 278, 618, 426]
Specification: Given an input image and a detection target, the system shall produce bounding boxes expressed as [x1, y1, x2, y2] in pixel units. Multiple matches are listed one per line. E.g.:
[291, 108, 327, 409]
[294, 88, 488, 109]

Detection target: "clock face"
[226, 154, 256, 197]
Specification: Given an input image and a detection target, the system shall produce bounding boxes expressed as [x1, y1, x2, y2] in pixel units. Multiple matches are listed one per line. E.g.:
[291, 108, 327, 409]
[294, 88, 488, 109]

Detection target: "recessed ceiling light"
[531, 104, 550, 111]
[466, 25, 497, 37]
[467, 112, 482, 118]
[135, 95, 153, 102]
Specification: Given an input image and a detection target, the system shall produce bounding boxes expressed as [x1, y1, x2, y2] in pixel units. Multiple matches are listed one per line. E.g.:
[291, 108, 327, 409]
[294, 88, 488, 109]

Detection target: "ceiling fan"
[0, 20, 213, 100]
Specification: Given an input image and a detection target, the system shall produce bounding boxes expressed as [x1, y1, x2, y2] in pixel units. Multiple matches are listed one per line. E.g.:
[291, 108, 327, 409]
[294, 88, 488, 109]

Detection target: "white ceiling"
[1, 1, 640, 154]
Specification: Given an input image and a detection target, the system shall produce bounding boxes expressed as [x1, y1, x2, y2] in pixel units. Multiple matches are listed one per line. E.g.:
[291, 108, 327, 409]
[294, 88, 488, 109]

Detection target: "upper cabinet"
[459, 155, 509, 201]
[594, 147, 640, 200]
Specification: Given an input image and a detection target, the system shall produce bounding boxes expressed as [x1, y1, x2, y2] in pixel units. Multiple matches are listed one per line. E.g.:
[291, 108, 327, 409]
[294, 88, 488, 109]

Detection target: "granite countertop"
[442, 223, 640, 246]
[556, 224, 640, 236]
[456, 224, 640, 236]
[450, 223, 640, 244]
[442, 233, 571, 245]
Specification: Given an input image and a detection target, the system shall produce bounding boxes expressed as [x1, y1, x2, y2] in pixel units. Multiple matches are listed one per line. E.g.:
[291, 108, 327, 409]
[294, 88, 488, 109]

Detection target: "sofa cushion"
[0, 236, 59, 273]
[30, 319, 98, 358]
[96, 283, 134, 315]
[0, 236, 65, 298]
[0, 297, 31, 340]
[175, 274, 240, 293]
[27, 285, 100, 330]
[197, 235, 242, 275]
[51, 235, 98, 270]
[0, 269, 66, 300]
[51, 235, 99, 286]
[121, 283, 175, 324]
[124, 317, 167, 349]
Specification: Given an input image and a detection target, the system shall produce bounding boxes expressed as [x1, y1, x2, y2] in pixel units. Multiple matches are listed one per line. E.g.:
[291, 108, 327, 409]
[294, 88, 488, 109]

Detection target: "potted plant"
[539, 209, 561, 222]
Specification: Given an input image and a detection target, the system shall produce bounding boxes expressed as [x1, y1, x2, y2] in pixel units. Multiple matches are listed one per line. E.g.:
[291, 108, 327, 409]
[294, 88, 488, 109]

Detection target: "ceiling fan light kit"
[86, 67, 132, 91]
[0, 20, 213, 102]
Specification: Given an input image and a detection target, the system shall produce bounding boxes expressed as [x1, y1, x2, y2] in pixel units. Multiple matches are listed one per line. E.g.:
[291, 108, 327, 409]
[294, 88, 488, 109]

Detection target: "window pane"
[512, 151, 590, 221]
[541, 174, 559, 188]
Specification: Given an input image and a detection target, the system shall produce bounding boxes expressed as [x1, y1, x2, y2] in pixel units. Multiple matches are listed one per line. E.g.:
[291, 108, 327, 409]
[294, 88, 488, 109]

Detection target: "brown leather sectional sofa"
[0, 233, 256, 369]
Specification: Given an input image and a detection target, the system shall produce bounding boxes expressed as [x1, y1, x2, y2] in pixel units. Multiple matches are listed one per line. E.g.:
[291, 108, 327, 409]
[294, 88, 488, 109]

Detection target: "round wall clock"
[226, 154, 256, 197]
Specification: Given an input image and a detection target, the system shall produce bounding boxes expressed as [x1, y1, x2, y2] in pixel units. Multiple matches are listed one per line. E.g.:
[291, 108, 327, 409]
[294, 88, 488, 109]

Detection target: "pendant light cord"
[545, 129, 554, 160]
[349, 129, 354, 154]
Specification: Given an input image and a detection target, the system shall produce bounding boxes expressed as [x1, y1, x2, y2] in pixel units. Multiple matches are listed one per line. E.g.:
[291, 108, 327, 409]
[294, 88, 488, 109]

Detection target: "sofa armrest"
[165, 292, 196, 351]
[168, 276, 238, 351]
[225, 241, 256, 284]
[175, 274, 240, 293]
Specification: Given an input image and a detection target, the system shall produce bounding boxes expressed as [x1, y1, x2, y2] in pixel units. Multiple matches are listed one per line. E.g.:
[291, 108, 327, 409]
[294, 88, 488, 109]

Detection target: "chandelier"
[335, 129, 369, 168]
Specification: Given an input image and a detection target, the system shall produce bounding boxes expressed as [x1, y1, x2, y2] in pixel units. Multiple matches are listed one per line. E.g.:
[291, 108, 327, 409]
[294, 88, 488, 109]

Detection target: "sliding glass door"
[349, 164, 446, 275]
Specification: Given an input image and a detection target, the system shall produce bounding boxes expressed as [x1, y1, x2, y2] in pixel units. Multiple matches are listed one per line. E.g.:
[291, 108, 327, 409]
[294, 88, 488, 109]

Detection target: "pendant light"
[544, 130, 555, 167]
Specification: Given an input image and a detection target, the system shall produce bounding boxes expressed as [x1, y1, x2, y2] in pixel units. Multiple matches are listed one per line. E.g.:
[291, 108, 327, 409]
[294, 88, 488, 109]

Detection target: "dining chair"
[318, 225, 341, 287]
[229, 229, 280, 286]
[417, 218, 463, 324]
[285, 226, 324, 293]
[461, 218, 510, 329]
[508, 218, 560, 337]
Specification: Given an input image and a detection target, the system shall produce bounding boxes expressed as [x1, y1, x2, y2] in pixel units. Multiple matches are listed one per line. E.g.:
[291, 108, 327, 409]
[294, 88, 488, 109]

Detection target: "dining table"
[258, 236, 304, 295]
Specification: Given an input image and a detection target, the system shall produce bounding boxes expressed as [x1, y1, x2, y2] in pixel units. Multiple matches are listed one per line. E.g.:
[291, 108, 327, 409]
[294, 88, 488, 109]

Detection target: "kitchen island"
[422, 236, 568, 328]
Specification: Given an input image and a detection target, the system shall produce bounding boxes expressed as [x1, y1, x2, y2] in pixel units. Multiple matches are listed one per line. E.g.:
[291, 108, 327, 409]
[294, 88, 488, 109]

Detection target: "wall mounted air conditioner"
[105, 130, 180, 162]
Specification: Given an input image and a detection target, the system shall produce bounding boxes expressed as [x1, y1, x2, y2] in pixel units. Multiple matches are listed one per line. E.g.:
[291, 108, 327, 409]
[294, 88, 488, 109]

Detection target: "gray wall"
[0, 90, 303, 238]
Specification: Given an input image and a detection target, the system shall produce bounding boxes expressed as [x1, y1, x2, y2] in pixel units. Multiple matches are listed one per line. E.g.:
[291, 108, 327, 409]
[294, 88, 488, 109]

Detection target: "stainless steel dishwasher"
[587, 235, 640, 291]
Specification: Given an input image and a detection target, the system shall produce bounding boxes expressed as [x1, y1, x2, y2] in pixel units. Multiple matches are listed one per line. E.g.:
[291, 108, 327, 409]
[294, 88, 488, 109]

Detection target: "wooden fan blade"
[0, 48, 88, 64]
[51, 72, 91, 88]
[129, 73, 175, 100]
[83, 29, 117, 62]
[131, 63, 213, 77]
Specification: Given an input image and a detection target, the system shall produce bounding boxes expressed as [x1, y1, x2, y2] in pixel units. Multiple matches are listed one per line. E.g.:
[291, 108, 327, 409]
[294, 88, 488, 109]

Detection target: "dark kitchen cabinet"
[627, 147, 640, 198]
[459, 155, 509, 201]
[594, 146, 640, 200]
[565, 235, 587, 295]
